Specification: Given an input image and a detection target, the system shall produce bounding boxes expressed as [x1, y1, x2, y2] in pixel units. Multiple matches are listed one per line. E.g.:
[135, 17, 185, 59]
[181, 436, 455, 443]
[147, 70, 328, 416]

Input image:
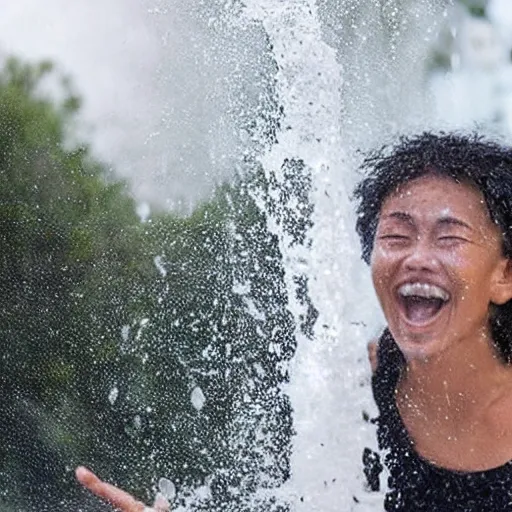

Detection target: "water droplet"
[108, 386, 119, 405]
[191, 386, 206, 411]
[158, 477, 176, 500]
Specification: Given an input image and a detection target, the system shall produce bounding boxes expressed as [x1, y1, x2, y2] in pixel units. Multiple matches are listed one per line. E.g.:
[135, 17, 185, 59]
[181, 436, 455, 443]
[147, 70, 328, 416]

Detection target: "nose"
[403, 236, 439, 272]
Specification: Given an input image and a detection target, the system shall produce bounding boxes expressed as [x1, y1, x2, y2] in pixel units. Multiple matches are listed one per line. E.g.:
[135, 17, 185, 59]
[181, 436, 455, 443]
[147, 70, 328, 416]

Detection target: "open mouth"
[397, 282, 450, 325]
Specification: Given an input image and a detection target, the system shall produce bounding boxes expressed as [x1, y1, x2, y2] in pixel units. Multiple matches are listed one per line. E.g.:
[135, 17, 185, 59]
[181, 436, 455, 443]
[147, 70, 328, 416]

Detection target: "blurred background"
[0, 0, 510, 510]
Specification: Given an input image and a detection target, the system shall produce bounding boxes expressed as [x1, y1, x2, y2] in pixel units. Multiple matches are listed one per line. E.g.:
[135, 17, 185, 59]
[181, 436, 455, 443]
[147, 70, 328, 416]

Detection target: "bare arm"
[76, 467, 169, 512]
[367, 339, 378, 373]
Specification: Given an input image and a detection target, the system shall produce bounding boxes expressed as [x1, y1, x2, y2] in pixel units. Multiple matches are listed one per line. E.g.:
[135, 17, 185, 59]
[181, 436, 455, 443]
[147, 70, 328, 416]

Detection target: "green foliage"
[457, 0, 487, 18]
[0, 56, 154, 510]
[0, 57, 295, 511]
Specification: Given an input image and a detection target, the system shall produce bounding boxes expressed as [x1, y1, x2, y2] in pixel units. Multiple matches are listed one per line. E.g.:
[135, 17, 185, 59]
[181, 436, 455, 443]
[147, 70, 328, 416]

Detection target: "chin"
[392, 329, 446, 362]
[400, 344, 436, 362]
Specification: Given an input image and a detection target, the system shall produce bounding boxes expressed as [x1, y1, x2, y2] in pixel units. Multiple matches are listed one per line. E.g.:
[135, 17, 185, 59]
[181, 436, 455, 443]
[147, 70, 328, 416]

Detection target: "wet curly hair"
[352, 131, 512, 363]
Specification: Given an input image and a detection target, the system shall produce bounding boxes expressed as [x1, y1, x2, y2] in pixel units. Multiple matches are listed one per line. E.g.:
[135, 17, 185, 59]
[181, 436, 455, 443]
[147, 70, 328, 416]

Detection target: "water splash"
[242, 1, 371, 509]
[242, 1, 449, 510]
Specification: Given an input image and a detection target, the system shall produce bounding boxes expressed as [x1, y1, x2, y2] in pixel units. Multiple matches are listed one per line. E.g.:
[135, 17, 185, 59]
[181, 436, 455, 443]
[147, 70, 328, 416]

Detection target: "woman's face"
[371, 174, 512, 361]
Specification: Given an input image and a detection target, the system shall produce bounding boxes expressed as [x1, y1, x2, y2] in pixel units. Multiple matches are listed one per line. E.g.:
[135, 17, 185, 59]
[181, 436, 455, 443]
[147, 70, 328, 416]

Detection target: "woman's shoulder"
[371, 329, 405, 384]
[370, 330, 405, 420]
[368, 329, 404, 372]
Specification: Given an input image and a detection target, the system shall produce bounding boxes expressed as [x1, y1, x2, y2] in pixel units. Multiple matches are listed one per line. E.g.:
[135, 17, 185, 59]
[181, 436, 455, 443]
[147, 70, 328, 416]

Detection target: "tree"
[0, 57, 297, 512]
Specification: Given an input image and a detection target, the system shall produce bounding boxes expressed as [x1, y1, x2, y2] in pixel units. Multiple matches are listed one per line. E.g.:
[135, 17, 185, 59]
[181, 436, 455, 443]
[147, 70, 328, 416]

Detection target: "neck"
[399, 330, 509, 419]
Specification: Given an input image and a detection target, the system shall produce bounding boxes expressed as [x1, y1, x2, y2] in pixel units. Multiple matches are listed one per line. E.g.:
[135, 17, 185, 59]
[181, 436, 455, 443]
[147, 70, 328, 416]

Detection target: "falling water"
[242, 1, 450, 511]
[242, 1, 363, 509]
[4, 0, 511, 510]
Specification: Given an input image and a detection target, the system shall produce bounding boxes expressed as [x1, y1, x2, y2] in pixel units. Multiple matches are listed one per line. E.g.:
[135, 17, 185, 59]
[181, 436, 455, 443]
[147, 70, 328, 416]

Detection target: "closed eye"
[377, 234, 411, 246]
[378, 234, 409, 240]
[438, 235, 468, 242]
[437, 235, 471, 246]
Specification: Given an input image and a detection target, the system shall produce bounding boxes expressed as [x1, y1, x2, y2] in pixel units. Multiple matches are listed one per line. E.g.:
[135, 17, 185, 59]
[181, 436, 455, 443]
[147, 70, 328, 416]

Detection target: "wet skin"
[371, 174, 512, 361]
[76, 467, 170, 511]
[371, 174, 512, 471]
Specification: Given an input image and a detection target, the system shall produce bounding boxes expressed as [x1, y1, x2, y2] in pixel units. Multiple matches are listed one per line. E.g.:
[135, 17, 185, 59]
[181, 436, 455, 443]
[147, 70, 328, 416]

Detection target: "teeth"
[398, 282, 450, 301]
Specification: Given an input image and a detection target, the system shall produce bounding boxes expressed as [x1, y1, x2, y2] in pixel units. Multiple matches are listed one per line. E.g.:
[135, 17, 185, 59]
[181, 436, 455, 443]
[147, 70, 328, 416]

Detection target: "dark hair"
[352, 131, 512, 362]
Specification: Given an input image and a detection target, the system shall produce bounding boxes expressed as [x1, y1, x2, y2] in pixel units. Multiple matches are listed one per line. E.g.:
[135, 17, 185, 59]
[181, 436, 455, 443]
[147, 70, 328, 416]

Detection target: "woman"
[356, 132, 512, 510]
[77, 132, 512, 510]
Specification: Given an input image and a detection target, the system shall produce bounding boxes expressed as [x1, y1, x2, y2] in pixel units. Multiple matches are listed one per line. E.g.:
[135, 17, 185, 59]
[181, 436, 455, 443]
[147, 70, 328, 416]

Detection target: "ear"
[491, 258, 512, 305]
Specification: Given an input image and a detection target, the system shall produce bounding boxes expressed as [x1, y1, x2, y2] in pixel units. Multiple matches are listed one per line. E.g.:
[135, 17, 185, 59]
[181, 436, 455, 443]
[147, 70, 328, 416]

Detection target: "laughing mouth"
[397, 282, 450, 324]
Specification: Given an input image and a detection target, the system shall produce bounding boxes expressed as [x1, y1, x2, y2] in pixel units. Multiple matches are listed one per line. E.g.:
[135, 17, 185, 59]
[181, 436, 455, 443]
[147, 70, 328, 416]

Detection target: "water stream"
[5, 1, 512, 510]
[242, 1, 449, 510]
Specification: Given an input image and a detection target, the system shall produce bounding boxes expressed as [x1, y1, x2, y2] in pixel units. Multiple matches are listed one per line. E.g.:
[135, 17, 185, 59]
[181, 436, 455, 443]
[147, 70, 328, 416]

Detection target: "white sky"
[0, 0, 268, 209]
[8, 1, 509, 209]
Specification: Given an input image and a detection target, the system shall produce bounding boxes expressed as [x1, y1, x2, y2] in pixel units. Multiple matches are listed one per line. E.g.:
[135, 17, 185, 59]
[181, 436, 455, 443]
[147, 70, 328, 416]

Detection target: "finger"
[153, 492, 171, 512]
[76, 466, 146, 512]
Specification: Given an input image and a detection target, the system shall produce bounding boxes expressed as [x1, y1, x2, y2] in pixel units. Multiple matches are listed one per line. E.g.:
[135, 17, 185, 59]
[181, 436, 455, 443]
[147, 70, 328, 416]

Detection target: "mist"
[0, 0, 274, 210]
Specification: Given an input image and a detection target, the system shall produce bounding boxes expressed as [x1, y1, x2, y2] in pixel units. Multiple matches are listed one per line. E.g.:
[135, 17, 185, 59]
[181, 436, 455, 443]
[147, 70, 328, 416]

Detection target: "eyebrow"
[381, 211, 474, 230]
[381, 211, 413, 224]
[437, 216, 473, 230]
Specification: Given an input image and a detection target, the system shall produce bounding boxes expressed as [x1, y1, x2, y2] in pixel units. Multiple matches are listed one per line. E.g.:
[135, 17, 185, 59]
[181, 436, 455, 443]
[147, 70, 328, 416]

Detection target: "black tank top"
[365, 329, 512, 511]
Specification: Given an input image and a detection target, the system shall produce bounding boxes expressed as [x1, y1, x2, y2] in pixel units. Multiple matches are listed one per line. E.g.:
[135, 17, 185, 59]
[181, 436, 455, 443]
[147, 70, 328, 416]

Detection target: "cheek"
[370, 247, 394, 290]
[371, 244, 393, 272]
[439, 248, 469, 268]
[442, 250, 495, 288]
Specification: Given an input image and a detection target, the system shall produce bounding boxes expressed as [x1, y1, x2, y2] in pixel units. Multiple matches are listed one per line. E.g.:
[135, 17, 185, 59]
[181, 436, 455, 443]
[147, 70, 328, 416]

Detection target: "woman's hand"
[76, 466, 170, 512]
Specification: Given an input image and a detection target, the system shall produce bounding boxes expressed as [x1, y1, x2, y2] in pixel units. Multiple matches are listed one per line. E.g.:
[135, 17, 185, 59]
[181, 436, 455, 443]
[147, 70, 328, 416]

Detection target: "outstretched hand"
[76, 466, 170, 512]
